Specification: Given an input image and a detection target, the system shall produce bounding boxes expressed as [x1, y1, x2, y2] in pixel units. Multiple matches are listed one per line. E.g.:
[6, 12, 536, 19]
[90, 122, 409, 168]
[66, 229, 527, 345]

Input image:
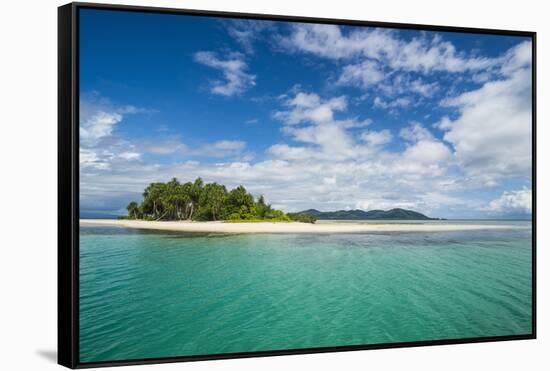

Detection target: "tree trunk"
[155, 210, 168, 221]
[188, 203, 194, 220]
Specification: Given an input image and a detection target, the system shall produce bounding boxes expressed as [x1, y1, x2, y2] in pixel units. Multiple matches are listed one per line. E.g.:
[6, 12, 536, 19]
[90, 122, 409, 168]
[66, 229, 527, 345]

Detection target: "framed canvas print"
[58, 2, 536, 368]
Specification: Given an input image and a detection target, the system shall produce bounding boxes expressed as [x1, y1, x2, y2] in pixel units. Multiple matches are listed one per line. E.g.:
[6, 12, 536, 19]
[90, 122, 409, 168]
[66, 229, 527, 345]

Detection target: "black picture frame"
[58, 2, 537, 369]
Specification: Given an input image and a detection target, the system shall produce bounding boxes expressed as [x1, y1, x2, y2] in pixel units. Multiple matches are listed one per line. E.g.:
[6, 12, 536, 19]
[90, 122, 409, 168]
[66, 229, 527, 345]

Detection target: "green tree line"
[124, 177, 317, 223]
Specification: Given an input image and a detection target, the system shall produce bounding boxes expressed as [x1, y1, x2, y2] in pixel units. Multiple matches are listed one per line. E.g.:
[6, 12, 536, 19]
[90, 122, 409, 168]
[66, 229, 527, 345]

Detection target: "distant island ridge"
[296, 208, 445, 220]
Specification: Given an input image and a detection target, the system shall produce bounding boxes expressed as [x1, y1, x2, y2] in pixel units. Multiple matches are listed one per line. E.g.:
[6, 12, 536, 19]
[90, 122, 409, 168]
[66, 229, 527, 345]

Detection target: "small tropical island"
[122, 177, 317, 223]
[80, 177, 522, 234]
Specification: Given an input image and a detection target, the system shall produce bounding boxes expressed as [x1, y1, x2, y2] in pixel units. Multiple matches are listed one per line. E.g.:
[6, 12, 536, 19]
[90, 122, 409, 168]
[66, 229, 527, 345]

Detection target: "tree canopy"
[123, 177, 316, 223]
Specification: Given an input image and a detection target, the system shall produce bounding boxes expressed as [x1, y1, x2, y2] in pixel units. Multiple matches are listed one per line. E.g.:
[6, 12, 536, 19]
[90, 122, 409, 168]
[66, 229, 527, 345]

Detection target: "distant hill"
[297, 208, 441, 220]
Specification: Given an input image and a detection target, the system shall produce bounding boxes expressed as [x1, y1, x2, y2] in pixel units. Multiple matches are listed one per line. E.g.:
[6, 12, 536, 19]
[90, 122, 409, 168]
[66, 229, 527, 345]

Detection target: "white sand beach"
[80, 219, 527, 234]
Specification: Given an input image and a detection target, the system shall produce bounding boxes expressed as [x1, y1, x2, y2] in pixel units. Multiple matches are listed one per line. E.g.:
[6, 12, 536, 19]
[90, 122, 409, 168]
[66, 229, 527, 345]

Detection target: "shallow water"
[79, 223, 532, 362]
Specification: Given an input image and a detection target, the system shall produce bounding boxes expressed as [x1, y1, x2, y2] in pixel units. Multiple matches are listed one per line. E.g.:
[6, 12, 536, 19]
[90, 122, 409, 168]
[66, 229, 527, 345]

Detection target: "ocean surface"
[79, 221, 532, 363]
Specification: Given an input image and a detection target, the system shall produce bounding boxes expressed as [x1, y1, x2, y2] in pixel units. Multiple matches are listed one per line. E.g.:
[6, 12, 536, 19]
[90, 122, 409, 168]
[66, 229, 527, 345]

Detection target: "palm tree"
[142, 183, 166, 218]
[126, 201, 139, 219]
[187, 177, 204, 220]
[200, 183, 227, 220]
[227, 185, 254, 217]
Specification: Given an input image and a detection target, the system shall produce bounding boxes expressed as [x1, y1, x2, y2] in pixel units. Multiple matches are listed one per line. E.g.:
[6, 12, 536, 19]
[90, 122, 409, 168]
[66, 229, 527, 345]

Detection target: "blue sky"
[79, 8, 533, 219]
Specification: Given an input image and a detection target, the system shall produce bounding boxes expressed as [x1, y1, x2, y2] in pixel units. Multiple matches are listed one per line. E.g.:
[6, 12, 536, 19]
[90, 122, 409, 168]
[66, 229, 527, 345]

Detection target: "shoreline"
[79, 219, 528, 234]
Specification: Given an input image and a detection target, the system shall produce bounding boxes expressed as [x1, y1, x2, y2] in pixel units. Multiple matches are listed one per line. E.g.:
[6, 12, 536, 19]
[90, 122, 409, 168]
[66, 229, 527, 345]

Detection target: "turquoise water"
[79, 223, 532, 362]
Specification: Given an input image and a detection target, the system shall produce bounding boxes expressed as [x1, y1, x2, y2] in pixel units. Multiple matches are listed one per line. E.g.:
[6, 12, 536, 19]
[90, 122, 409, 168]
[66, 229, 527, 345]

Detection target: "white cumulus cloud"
[439, 40, 532, 184]
[487, 188, 532, 214]
[80, 94, 143, 145]
[194, 51, 256, 96]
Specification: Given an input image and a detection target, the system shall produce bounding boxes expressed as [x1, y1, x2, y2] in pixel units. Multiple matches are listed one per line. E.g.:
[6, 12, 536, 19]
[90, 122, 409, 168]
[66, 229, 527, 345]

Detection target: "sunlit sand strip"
[80, 219, 528, 234]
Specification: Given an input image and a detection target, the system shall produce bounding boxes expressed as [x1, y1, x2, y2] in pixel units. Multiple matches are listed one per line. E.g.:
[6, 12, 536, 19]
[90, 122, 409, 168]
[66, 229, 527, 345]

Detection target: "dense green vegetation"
[123, 177, 316, 223]
[286, 212, 319, 224]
